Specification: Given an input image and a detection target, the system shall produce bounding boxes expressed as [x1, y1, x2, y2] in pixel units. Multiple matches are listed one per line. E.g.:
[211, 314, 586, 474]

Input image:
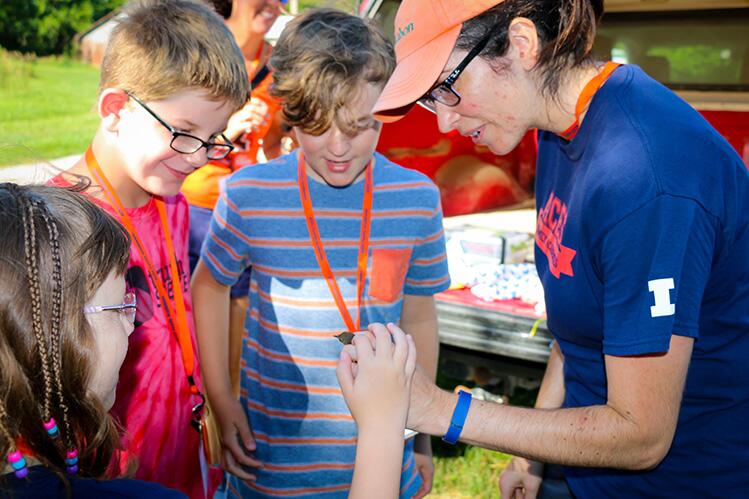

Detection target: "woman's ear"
[507, 17, 541, 71]
[98, 89, 130, 133]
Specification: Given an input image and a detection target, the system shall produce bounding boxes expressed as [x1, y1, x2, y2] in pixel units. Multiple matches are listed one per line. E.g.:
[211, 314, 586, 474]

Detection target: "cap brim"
[374, 25, 460, 123]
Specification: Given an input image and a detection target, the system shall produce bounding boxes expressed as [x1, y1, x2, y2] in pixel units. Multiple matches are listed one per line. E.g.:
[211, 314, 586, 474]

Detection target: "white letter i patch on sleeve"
[649, 278, 675, 318]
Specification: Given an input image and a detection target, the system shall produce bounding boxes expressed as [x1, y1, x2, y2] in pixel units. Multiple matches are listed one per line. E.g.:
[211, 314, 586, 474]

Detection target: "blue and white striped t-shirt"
[202, 151, 450, 498]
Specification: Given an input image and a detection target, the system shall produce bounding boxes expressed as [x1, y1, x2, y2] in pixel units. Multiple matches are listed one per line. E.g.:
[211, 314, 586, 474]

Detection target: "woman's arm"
[499, 341, 565, 498]
[408, 332, 693, 470]
[399, 295, 439, 497]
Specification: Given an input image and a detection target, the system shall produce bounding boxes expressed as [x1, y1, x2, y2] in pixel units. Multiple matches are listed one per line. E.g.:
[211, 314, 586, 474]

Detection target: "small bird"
[335, 332, 355, 345]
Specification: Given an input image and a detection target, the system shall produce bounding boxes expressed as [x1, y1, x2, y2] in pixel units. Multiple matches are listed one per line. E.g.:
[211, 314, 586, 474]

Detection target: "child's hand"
[224, 97, 270, 142]
[212, 396, 263, 483]
[336, 323, 417, 433]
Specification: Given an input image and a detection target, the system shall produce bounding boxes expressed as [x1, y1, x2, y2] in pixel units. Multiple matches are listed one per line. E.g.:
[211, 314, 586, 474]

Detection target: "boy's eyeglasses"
[126, 92, 234, 160]
[417, 30, 494, 114]
[84, 292, 137, 324]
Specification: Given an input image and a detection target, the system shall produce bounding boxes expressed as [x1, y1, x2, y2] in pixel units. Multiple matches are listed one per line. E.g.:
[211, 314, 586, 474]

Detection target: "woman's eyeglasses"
[418, 30, 494, 114]
[84, 292, 137, 324]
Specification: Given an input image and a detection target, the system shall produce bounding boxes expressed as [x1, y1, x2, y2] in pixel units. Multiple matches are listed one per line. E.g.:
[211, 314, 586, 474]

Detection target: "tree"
[0, 0, 126, 56]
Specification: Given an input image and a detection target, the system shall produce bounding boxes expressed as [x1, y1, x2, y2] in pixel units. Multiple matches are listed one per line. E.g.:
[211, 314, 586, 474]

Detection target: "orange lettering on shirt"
[536, 192, 576, 278]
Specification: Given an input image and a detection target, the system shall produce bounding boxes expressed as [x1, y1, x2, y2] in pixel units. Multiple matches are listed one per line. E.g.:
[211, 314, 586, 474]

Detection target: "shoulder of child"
[374, 152, 441, 203]
[227, 152, 298, 184]
[2, 467, 186, 499]
[73, 477, 188, 498]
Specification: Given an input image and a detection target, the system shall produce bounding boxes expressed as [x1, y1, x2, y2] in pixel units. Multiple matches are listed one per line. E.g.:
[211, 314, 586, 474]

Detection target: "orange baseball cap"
[373, 0, 504, 122]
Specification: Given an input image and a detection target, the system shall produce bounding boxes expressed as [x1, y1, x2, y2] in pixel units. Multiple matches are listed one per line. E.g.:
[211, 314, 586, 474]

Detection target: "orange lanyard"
[297, 152, 373, 332]
[248, 42, 267, 80]
[559, 62, 621, 141]
[85, 147, 199, 395]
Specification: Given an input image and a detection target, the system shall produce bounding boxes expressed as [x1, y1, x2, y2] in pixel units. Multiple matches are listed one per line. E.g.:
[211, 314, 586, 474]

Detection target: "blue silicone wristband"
[442, 390, 472, 444]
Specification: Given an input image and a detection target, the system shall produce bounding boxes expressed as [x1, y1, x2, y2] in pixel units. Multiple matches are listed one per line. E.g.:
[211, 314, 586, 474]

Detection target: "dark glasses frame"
[418, 30, 494, 113]
[126, 91, 234, 160]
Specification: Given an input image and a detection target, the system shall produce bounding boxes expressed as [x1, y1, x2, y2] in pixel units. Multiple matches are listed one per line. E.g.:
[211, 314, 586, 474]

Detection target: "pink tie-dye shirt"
[49, 177, 217, 498]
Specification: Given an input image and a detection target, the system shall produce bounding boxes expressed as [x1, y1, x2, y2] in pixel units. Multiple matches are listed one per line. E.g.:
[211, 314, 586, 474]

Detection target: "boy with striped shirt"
[191, 9, 449, 498]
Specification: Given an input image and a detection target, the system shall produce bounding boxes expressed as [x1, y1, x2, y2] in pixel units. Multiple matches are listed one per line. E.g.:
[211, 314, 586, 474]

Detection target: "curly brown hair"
[269, 8, 395, 136]
[0, 184, 130, 484]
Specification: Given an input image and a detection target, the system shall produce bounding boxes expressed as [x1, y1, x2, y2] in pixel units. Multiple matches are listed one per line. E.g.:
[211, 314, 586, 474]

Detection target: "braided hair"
[0, 183, 130, 480]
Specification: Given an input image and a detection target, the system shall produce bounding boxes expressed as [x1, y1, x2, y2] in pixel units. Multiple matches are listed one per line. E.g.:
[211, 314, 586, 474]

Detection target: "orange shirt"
[182, 43, 281, 209]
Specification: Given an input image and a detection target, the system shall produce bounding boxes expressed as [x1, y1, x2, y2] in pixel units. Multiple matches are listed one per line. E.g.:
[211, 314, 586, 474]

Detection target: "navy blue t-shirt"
[0, 466, 186, 498]
[535, 64, 749, 497]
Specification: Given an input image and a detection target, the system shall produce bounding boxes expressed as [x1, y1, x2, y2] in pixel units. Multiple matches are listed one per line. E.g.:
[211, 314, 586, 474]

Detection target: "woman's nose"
[436, 102, 461, 134]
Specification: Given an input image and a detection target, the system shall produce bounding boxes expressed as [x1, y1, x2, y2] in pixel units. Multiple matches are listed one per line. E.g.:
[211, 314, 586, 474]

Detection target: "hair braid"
[0, 400, 15, 447]
[0, 399, 29, 478]
[0, 182, 130, 478]
[2, 185, 27, 455]
[37, 201, 75, 453]
[20, 196, 55, 425]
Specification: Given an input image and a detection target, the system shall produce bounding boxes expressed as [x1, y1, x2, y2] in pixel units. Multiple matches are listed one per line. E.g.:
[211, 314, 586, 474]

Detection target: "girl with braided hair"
[0, 183, 183, 498]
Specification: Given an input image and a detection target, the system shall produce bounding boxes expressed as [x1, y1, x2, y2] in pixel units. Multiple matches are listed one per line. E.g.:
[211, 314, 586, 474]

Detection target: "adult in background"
[372, 0, 749, 497]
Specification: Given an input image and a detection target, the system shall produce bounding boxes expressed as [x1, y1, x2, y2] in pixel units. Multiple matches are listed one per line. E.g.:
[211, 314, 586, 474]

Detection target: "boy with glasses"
[191, 8, 450, 498]
[52, 1, 249, 496]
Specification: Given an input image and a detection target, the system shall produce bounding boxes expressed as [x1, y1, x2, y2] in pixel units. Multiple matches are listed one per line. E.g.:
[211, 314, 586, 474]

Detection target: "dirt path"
[0, 155, 80, 184]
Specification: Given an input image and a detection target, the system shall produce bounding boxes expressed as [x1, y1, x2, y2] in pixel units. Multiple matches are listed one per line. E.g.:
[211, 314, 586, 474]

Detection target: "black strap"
[251, 65, 270, 90]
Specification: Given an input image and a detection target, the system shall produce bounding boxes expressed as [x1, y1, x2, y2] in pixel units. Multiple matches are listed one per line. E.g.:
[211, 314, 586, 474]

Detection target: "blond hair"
[269, 8, 395, 135]
[100, 0, 249, 111]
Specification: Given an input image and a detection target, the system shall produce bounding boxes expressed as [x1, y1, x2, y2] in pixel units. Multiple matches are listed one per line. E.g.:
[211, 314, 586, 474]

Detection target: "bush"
[0, 49, 37, 88]
[0, 0, 126, 56]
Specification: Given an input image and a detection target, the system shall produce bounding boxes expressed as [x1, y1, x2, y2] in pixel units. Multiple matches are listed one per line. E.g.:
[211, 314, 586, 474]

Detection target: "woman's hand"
[495, 342, 554, 498]
[499, 457, 544, 499]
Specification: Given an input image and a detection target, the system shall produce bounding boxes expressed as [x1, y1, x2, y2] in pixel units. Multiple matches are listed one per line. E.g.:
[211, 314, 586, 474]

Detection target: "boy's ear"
[508, 17, 540, 71]
[98, 89, 130, 133]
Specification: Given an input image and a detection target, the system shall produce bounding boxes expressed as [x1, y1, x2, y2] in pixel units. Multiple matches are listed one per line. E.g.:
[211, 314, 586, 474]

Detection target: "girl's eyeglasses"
[84, 292, 137, 324]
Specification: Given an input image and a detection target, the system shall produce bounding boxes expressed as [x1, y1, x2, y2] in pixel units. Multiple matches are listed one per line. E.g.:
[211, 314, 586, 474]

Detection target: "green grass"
[298, 0, 357, 12]
[432, 440, 511, 498]
[430, 370, 538, 497]
[0, 50, 99, 167]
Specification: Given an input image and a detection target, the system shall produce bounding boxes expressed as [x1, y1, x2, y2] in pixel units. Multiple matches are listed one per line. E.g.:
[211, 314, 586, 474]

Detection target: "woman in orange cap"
[371, 1, 749, 498]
